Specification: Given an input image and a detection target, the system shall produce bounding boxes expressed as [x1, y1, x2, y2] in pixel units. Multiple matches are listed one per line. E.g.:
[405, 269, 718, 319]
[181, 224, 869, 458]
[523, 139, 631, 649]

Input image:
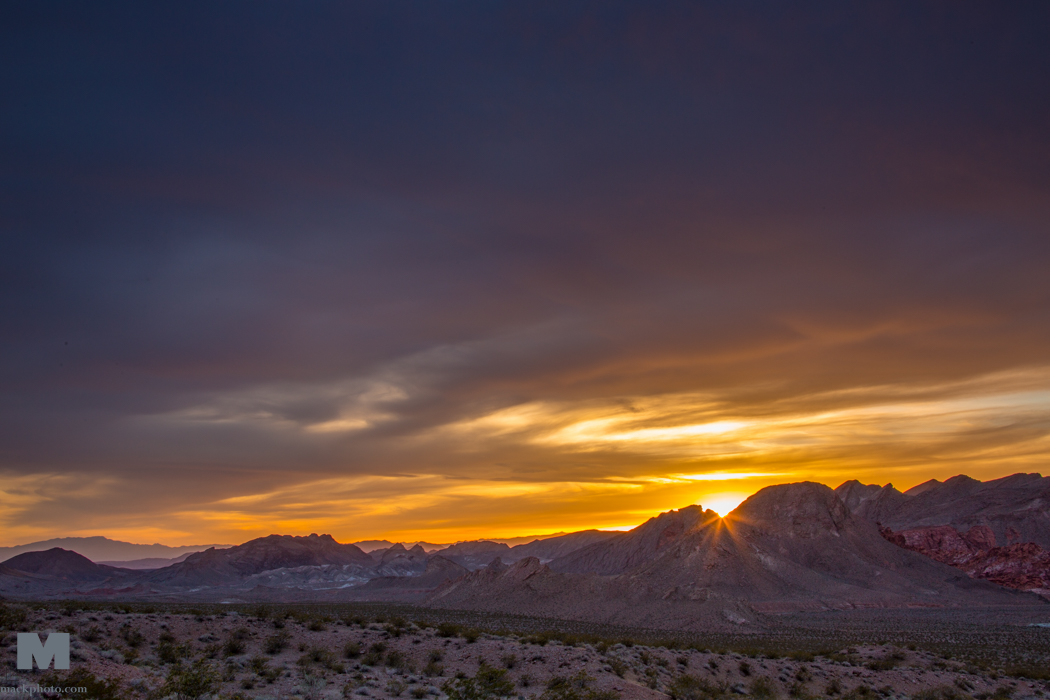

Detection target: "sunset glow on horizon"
[2, 5, 1049, 549]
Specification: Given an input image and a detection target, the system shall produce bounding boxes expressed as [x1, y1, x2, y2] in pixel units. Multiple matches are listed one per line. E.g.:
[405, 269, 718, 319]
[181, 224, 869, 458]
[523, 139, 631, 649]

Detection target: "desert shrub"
[120, 625, 144, 648]
[42, 669, 124, 700]
[749, 677, 776, 700]
[912, 686, 971, 700]
[301, 673, 327, 700]
[160, 659, 219, 700]
[387, 679, 408, 696]
[541, 671, 618, 700]
[429, 649, 444, 662]
[738, 660, 751, 676]
[866, 650, 905, 672]
[411, 686, 429, 698]
[157, 639, 193, 664]
[825, 679, 842, 696]
[298, 645, 342, 672]
[424, 661, 445, 677]
[344, 640, 361, 658]
[307, 619, 327, 632]
[264, 631, 290, 655]
[223, 637, 245, 657]
[387, 650, 406, 668]
[667, 674, 726, 700]
[607, 658, 627, 678]
[442, 662, 515, 700]
[251, 605, 271, 620]
[81, 625, 103, 642]
[437, 622, 462, 638]
[502, 653, 518, 669]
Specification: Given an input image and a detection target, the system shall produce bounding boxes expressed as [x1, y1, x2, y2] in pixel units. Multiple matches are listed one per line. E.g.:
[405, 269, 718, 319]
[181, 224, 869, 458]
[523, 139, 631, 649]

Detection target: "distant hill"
[0, 536, 228, 564]
[145, 533, 373, 587]
[352, 540, 448, 553]
[97, 552, 196, 569]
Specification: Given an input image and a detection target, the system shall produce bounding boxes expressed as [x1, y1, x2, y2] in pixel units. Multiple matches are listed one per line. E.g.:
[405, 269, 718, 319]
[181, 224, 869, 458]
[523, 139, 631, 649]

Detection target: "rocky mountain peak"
[731, 482, 851, 538]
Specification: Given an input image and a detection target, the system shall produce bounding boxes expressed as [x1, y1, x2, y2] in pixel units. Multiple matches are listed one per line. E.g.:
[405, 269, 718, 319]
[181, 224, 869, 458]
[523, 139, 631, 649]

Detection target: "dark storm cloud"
[1, 1, 1050, 541]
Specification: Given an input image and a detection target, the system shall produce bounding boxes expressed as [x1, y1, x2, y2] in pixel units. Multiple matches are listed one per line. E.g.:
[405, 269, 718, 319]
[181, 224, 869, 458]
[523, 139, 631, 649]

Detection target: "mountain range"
[0, 536, 227, 564]
[1, 473, 1046, 630]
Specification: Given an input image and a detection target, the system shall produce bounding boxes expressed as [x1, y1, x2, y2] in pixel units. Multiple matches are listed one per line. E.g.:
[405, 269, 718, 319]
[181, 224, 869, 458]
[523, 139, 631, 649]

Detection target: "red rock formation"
[880, 524, 1050, 597]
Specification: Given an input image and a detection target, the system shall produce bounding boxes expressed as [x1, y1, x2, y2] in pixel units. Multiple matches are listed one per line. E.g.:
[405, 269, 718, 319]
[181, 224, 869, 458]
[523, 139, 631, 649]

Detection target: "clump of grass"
[343, 641, 361, 659]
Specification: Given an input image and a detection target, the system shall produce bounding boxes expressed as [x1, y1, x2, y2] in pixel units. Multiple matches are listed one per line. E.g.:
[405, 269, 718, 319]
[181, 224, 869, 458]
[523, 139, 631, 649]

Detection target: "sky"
[2, 2, 1049, 546]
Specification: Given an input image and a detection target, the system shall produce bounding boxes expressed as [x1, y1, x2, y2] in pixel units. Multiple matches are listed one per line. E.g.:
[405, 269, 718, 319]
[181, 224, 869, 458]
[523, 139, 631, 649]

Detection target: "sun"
[701, 493, 749, 517]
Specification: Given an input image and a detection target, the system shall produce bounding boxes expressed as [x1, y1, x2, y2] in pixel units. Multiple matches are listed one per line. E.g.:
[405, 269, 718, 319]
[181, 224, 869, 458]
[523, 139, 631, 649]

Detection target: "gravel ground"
[2, 607, 1050, 700]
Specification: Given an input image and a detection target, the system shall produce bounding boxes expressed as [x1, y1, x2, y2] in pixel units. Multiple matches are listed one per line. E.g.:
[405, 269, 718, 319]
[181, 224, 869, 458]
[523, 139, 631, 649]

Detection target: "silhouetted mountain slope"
[506, 530, 617, 563]
[428, 483, 1040, 630]
[549, 505, 707, 574]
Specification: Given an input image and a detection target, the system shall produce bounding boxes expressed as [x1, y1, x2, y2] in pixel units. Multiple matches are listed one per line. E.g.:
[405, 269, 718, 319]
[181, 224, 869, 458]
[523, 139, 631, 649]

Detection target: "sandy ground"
[2, 608, 1049, 700]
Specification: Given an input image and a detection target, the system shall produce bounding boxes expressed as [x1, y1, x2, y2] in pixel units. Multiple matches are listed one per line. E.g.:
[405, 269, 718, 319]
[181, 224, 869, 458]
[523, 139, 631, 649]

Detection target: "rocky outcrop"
[880, 524, 1050, 598]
